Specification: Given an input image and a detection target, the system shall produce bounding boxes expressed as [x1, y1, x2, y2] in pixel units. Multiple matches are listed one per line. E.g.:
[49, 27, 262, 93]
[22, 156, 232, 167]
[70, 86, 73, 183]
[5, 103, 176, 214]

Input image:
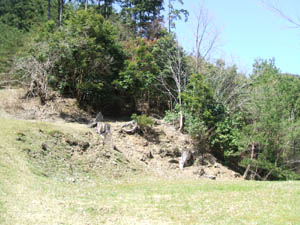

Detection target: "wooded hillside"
[1, 0, 300, 180]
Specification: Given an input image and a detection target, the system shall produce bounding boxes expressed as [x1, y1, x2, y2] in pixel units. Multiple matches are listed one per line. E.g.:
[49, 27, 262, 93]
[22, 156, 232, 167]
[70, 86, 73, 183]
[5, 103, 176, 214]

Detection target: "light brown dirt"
[0, 88, 241, 180]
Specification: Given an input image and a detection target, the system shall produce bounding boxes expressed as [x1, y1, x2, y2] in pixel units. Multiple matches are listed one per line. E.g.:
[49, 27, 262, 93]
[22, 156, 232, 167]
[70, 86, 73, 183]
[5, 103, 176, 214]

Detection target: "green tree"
[167, 0, 189, 33]
[238, 59, 300, 180]
[0, 0, 47, 30]
[34, 9, 126, 111]
[120, 0, 164, 39]
[0, 22, 25, 74]
[114, 38, 160, 112]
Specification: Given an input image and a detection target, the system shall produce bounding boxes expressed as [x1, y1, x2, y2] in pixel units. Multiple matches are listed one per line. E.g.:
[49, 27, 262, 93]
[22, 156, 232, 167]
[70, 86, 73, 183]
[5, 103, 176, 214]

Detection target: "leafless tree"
[156, 45, 188, 131]
[58, 0, 65, 27]
[192, 1, 220, 73]
[85, 0, 88, 10]
[16, 43, 58, 105]
[205, 60, 254, 114]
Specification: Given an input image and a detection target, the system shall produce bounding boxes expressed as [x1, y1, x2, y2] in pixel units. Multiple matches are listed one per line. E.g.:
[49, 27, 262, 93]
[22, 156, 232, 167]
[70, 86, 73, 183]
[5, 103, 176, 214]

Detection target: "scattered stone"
[233, 172, 241, 178]
[159, 148, 181, 158]
[41, 143, 48, 151]
[204, 175, 216, 180]
[16, 137, 25, 142]
[141, 151, 154, 162]
[16, 132, 26, 142]
[79, 142, 90, 151]
[140, 155, 147, 162]
[169, 164, 178, 169]
[168, 159, 179, 164]
[154, 120, 161, 125]
[16, 132, 25, 137]
[172, 147, 182, 157]
[113, 145, 121, 152]
[65, 139, 78, 146]
[103, 153, 111, 159]
[147, 151, 154, 159]
[193, 168, 205, 177]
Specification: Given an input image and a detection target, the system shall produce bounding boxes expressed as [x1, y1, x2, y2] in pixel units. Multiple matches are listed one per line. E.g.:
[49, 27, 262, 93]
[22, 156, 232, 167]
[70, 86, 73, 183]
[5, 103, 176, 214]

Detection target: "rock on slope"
[104, 120, 241, 180]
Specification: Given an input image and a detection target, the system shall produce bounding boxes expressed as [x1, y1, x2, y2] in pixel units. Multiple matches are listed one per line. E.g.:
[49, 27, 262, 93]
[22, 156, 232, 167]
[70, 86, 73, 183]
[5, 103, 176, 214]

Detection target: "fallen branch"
[121, 120, 137, 134]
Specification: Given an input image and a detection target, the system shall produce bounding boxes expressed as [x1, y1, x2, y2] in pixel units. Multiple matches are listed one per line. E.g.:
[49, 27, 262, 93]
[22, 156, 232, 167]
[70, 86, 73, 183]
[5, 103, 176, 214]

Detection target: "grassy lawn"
[0, 117, 300, 225]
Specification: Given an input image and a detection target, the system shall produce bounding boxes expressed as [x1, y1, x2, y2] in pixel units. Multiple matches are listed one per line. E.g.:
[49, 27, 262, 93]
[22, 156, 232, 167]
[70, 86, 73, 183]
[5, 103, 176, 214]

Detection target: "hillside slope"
[1, 119, 300, 224]
[0, 88, 240, 180]
[1, 88, 300, 224]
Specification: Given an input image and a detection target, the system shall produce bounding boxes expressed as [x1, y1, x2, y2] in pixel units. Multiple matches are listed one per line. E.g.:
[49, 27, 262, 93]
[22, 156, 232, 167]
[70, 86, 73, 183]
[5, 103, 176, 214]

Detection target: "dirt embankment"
[0, 88, 241, 180]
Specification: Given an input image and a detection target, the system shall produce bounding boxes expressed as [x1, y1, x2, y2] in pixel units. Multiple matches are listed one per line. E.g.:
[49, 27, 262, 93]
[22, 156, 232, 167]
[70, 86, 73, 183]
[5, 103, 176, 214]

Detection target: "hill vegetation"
[1, 1, 300, 223]
[1, 0, 300, 182]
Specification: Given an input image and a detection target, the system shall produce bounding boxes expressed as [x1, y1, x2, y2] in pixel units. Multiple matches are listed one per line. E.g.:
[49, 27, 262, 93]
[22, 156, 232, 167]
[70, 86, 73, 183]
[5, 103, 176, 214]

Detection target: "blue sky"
[172, 0, 300, 75]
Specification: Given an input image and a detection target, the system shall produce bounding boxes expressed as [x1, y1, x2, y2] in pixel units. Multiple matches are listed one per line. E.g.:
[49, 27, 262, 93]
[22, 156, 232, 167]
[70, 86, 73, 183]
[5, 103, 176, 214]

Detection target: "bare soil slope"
[0, 88, 241, 180]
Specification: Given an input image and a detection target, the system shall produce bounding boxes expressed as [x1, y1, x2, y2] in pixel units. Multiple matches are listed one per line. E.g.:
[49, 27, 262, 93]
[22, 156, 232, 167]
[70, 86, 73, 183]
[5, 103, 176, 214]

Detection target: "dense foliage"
[1, 0, 300, 180]
[40, 10, 126, 112]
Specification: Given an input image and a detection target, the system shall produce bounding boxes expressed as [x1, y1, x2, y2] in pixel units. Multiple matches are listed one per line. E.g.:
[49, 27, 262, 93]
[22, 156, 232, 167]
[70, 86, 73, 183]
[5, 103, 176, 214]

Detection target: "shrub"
[131, 113, 154, 133]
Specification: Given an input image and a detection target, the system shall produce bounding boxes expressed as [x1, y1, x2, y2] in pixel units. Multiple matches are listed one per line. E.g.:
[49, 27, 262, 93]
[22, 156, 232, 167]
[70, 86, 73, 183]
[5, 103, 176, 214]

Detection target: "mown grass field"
[0, 117, 300, 225]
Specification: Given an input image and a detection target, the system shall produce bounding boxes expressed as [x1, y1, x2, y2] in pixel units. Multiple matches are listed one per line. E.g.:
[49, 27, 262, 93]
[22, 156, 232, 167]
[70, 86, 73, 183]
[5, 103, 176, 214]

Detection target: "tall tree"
[167, 0, 189, 33]
[85, 0, 88, 10]
[0, 0, 47, 30]
[153, 36, 189, 130]
[239, 59, 300, 180]
[48, 0, 51, 20]
[57, 0, 64, 27]
[120, 0, 164, 39]
[192, 1, 220, 73]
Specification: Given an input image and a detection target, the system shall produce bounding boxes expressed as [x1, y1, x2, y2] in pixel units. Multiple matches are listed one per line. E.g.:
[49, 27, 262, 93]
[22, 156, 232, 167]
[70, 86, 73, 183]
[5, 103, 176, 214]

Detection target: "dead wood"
[179, 150, 194, 170]
[121, 120, 137, 134]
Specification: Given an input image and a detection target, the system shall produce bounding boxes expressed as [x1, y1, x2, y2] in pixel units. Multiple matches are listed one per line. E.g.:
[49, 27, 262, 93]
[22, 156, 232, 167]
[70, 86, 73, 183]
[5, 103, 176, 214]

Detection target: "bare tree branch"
[261, 0, 300, 28]
[15, 42, 58, 104]
[192, 1, 221, 73]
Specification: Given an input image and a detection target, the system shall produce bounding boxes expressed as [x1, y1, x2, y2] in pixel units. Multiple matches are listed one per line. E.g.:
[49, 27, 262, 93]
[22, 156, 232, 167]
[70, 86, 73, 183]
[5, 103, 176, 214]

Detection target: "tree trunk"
[58, 0, 63, 27]
[243, 142, 255, 179]
[104, 0, 108, 18]
[179, 110, 184, 132]
[85, 0, 88, 11]
[48, 0, 51, 20]
[168, 0, 171, 32]
[179, 150, 194, 170]
[98, 0, 101, 11]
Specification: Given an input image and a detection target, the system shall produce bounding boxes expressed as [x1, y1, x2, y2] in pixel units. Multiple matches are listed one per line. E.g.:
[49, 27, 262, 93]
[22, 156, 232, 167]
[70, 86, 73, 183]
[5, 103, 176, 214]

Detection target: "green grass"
[0, 117, 300, 224]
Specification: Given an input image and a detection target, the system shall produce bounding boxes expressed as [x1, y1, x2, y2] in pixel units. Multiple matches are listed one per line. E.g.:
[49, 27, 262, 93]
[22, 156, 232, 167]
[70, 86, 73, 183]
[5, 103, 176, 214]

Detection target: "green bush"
[131, 113, 154, 133]
[163, 110, 179, 124]
[36, 9, 126, 112]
